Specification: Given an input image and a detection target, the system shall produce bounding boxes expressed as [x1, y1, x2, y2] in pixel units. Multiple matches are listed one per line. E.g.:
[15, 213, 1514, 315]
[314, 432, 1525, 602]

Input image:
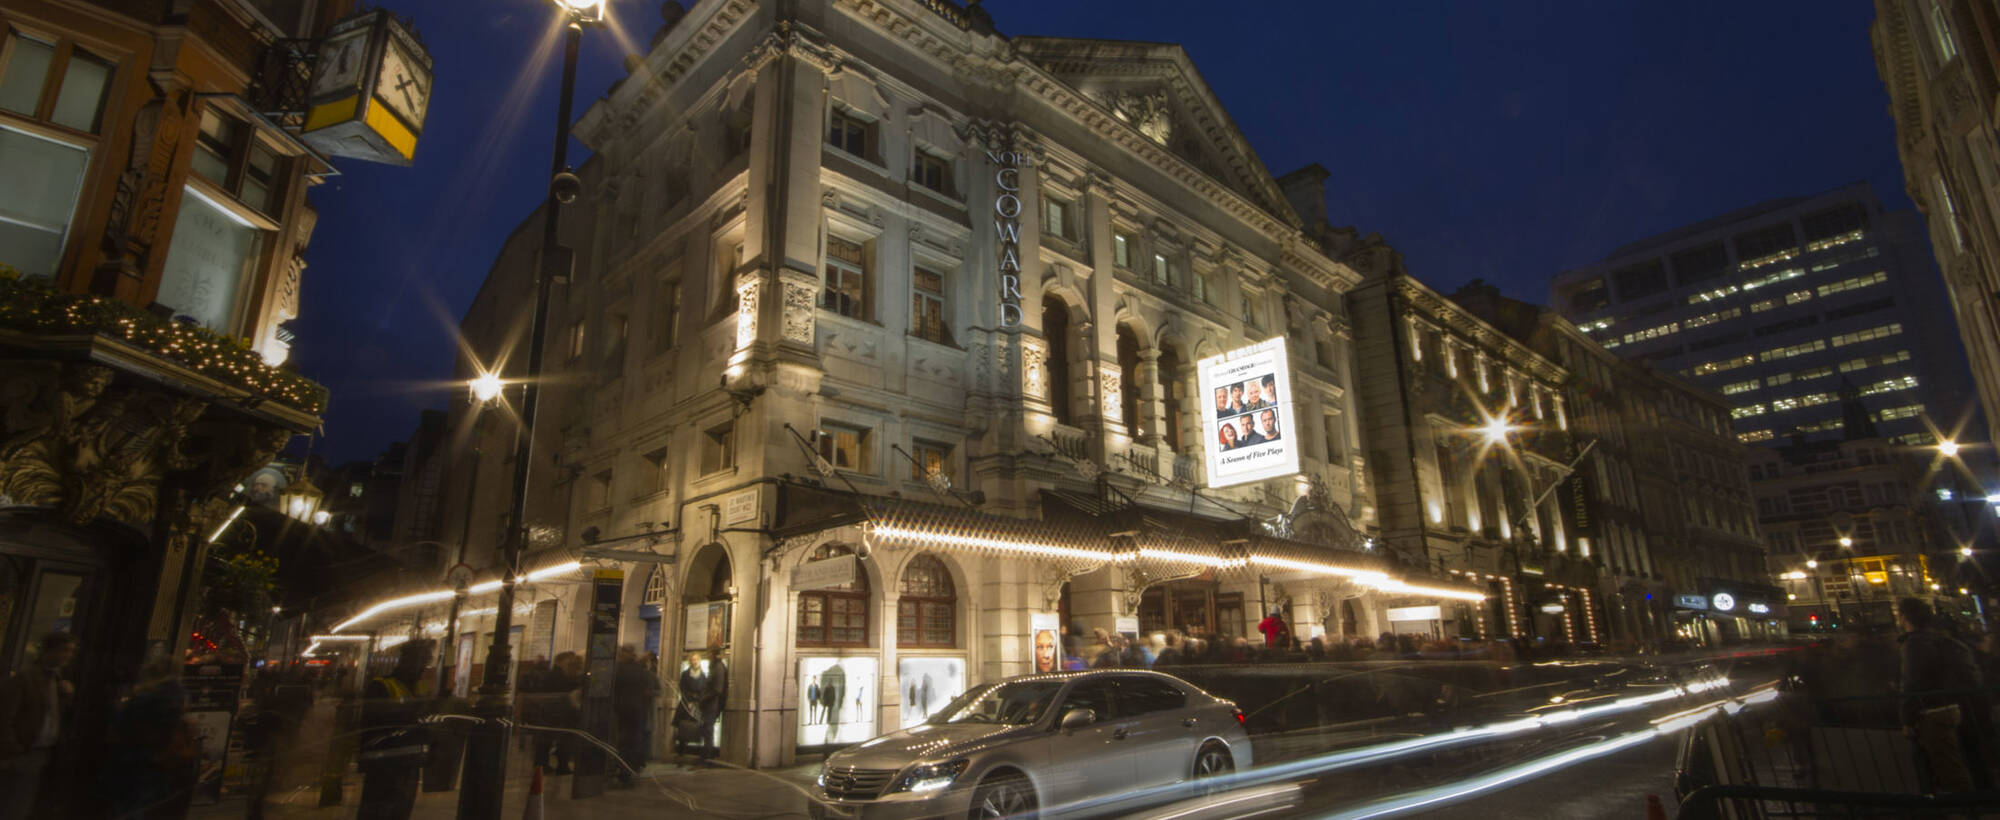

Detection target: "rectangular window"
[0, 124, 90, 278]
[1721, 379, 1760, 395]
[911, 439, 952, 483]
[1818, 270, 1887, 297]
[190, 109, 285, 214]
[155, 186, 262, 332]
[1, 34, 110, 133]
[1935, 176, 1964, 250]
[822, 236, 868, 319]
[1829, 323, 1902, 348]
[566, 320, 585, 360]
[1152, 253, 1169, 285]
[913, 150, 949, 193]
[817, 424, 871, 473]
[1323, 413, 1345, 463]
[700, 423, 735, 474]
[655, 281, 681, 353]
[1758, 339, 1825, 362]
[1241, 291, 1264, 329]
[1931, 1, 1959, 62]
[1113, 233, 1131, 269]
[584, 469, 612, 512]
[1042, 196, 1072, 240]
[827, 109, 868, 158]
[1193, 269, 1215, 305]
[911, 266, 950, 344]
[639, 447, 668, 495]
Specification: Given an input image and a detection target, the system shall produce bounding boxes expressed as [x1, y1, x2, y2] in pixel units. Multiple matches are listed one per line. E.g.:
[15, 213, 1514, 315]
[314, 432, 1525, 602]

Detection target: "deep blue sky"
[293, 0, 1908, 464]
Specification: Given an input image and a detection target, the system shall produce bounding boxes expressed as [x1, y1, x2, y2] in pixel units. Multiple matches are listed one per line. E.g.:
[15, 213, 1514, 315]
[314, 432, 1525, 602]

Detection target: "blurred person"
[674, 651, 708, 759]
[1090, 629, 1118, 668]
[357, 640, 433, 820]
[1897, 598, 1989, 792]
[1257, 608, 1291, 648]
[102, 657, 197, 820]
[1120, 633, 1150, 668]
[612, 645, 659, 786]
[697, 647, 728, 762]
[1154, 632, 1185, 668]
[1146, 633, 1168, 668]
[0, 632, 74, 820]
[537, 652, 583, 774]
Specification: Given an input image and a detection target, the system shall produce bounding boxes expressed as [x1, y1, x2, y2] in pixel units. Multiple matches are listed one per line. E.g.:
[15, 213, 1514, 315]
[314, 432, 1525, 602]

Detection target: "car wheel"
[969, 772, 1038, 820]
[1192, 742, 1234, 793]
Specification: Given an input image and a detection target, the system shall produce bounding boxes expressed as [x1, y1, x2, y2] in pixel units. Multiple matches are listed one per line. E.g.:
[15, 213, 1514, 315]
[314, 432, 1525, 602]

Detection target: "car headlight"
[889, 759, 969, 794]
[816, 764, 828, 788]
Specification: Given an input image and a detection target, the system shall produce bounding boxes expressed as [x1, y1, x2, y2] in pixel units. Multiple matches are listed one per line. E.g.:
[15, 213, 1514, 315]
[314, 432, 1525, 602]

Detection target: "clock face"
[1711, 592, 1735, 612]
[312, 30, 368, 97]
[375, 40, 432, 132]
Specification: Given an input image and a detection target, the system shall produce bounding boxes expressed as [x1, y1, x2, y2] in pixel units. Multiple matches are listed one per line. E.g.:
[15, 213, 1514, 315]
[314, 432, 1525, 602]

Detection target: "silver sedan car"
[809, 669, 1252, 820]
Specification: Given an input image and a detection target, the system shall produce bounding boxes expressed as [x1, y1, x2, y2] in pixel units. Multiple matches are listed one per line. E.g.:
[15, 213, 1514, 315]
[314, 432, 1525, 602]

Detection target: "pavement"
[186, 699, 819, 819]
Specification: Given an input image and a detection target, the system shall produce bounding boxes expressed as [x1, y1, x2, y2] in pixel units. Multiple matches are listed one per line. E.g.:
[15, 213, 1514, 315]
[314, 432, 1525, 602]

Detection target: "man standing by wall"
[0, 632, 74, 820]
[612, 645, 658, 786]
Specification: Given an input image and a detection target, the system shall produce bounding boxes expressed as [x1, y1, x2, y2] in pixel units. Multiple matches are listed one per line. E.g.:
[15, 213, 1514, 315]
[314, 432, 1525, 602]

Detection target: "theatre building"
[351, 0, 1488, 769]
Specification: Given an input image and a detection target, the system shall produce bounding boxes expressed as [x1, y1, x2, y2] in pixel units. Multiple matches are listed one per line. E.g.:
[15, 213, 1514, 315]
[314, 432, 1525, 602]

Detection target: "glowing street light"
[554, 0, 606, 23]
[1806, 559, 1818, 569]
[1986, 493, 2000, 505]
[1479, 418, 1517, 445]
[1962, 546, 1976, 558]
[469, 371, 504, 403]
[1938, 439, 1961, 458]
[1838, 536, 1853, 548]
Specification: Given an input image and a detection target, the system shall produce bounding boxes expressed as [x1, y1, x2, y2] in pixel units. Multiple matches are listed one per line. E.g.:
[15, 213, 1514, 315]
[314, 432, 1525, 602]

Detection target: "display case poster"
[182, 663, 242, 805]
[798, 656, 877, 747]
[1030, 612, 1060, 673]
[1115, 616, 1140, 643]
[1195, 337, 1301, 488]
[897, 657, 966, 728]
[683, 601, 731, 651]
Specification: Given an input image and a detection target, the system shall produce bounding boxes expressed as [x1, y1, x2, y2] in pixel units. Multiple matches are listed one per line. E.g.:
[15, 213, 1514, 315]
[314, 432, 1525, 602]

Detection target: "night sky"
[292, 0, 1908, 465]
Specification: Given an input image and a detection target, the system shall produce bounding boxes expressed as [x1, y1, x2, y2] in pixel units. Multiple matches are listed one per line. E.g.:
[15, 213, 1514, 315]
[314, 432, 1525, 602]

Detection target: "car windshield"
[929, 680, 1065, 726]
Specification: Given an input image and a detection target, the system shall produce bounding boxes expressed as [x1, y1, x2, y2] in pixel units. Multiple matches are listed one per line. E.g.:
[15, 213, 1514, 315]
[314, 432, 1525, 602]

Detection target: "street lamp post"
[458, 2, 599, 816]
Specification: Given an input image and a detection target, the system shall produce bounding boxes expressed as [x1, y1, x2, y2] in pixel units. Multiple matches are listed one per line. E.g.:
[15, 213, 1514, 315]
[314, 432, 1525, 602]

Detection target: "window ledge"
[818, 310, 884, 332]
[699, 466, 740, 481]
[906, 332, 963, 353]
[826, 146, 890, 179]
[630, 489, 671, 504]
[909, 182, 964, 211]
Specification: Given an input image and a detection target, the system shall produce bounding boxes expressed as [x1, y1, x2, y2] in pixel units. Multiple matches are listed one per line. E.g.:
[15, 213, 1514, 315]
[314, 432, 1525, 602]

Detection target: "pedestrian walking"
[611, 645, 659, 785]
[102, 658, 198, 819]
[698, 647, 727, 762]
[1896, 598, 1989, 792]
[1257, 609, 1291, 648]
[674, 651, 708, 759]
[0, 632, 74, 820]
[356, 640, 433, 820]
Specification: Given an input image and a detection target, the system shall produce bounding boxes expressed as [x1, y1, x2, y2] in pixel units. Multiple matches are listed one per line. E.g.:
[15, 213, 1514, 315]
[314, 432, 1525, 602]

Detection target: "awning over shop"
[301, 547, 589, 656]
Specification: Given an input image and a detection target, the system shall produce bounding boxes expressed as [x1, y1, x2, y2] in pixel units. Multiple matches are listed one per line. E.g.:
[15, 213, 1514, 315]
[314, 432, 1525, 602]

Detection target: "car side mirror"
[1060, 708, 1096, 731]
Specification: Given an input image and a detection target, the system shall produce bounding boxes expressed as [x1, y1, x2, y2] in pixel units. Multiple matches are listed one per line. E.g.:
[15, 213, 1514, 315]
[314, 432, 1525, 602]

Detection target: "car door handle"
[1111, 727, 1129, 740]
[1182, 717, 1198, 727]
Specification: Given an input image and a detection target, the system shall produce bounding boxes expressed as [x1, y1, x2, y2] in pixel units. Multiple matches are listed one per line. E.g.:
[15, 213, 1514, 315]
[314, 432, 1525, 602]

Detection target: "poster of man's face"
[1033, 629, 1058, 673]
[246, 466, 288, 505]
[1237, 416, 1256, 441]
[1258, 409, 1281, 441]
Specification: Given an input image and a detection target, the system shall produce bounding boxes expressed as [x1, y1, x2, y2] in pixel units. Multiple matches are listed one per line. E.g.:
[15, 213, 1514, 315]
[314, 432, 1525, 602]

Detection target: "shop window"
[797, 544, 868, 647]
[911, 266, 950, 344]
[897, 554, 955, 648]
[0, 124, 90, 277]
[155, 187, 263, 332]
[817, 423, 872, 473]
[700, 422, 735, 474]
[822, 236, 869, 319]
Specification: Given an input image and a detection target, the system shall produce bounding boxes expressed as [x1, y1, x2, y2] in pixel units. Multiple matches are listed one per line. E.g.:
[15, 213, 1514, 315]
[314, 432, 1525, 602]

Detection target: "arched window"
[798, 544, 868, 646]
[1043, 295, 1073, 425]
[643, 568, 667, 607]
[897, 554, 956, 648]
[1116, 324, 1143, 435]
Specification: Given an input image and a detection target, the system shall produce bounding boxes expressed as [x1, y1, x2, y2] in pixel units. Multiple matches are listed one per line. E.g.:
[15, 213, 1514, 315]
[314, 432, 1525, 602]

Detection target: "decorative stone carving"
[1021, 340, 1048, 399]
[735, 277, 760, 350]
[1100, 365, 1122, 421]
[780, 273, 816, 344]
[1101, 89, 1172, 145]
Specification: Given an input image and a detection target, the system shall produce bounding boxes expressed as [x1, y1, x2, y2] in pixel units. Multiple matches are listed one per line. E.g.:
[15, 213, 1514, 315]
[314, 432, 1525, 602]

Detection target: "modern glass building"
[1549, 183, 1983, 448]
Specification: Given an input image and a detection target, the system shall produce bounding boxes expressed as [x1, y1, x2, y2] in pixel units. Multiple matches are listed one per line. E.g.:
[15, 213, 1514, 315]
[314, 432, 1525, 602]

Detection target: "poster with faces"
[898, 657, 967, 728]
[798, 656, 877, 746]
[1197, 337, 1300, 488]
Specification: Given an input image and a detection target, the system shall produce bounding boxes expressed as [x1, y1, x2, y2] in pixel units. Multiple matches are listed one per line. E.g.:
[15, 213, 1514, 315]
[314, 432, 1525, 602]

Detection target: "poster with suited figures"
[1196, 337, 1300, 488]
[799, 656, 877, 746]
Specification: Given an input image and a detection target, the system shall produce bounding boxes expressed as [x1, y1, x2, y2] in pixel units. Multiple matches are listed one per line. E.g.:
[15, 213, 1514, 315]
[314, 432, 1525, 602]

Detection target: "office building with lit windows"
[1549, 183, 1983, 449]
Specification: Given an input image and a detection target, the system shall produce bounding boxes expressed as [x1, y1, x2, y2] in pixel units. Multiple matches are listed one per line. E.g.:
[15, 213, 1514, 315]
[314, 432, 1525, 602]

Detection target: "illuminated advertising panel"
[1196, 337, 1301, 488]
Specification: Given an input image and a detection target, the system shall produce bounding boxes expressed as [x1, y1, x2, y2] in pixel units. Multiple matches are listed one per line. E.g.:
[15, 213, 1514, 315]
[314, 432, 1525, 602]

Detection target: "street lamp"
[469, 371, 504, 404]
[459, 1, 599, 815]
[1838, 536, 1853, 548]
[1939, 439, 1962, 458]
[1479, 417, 1517, 445]
[1962, 546, 1976, 558]
[1806, 558, 1818, 569]
[280, 472, 325, 525]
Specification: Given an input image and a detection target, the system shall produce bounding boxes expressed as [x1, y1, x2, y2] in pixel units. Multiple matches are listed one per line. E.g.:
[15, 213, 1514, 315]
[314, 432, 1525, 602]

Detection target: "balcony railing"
[1048, 423, 1090, 462]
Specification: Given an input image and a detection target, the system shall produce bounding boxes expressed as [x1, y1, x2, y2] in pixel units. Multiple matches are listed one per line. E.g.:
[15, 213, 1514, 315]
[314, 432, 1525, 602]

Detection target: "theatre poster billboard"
[1196, 337, 1300, 488]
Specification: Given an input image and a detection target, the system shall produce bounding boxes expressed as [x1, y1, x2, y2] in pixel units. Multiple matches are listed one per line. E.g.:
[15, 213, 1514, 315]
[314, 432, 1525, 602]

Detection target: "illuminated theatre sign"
[989, 147, 1029, 328]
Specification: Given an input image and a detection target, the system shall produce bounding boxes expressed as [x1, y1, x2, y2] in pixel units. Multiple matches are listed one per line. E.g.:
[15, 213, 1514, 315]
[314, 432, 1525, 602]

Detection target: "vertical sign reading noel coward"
[1196, 337, 1301, 487]
[989, 146, 1027, 327]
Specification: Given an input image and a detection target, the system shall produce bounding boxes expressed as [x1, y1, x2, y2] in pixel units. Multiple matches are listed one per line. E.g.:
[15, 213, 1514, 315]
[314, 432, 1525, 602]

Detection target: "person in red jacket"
[1257, 609, 1291, 649]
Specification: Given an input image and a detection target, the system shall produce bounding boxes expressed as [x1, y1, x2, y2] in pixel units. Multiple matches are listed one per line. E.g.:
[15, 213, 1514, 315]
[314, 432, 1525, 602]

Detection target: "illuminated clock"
[374, 39, 431, 132]
[310, 29, 369, 97]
